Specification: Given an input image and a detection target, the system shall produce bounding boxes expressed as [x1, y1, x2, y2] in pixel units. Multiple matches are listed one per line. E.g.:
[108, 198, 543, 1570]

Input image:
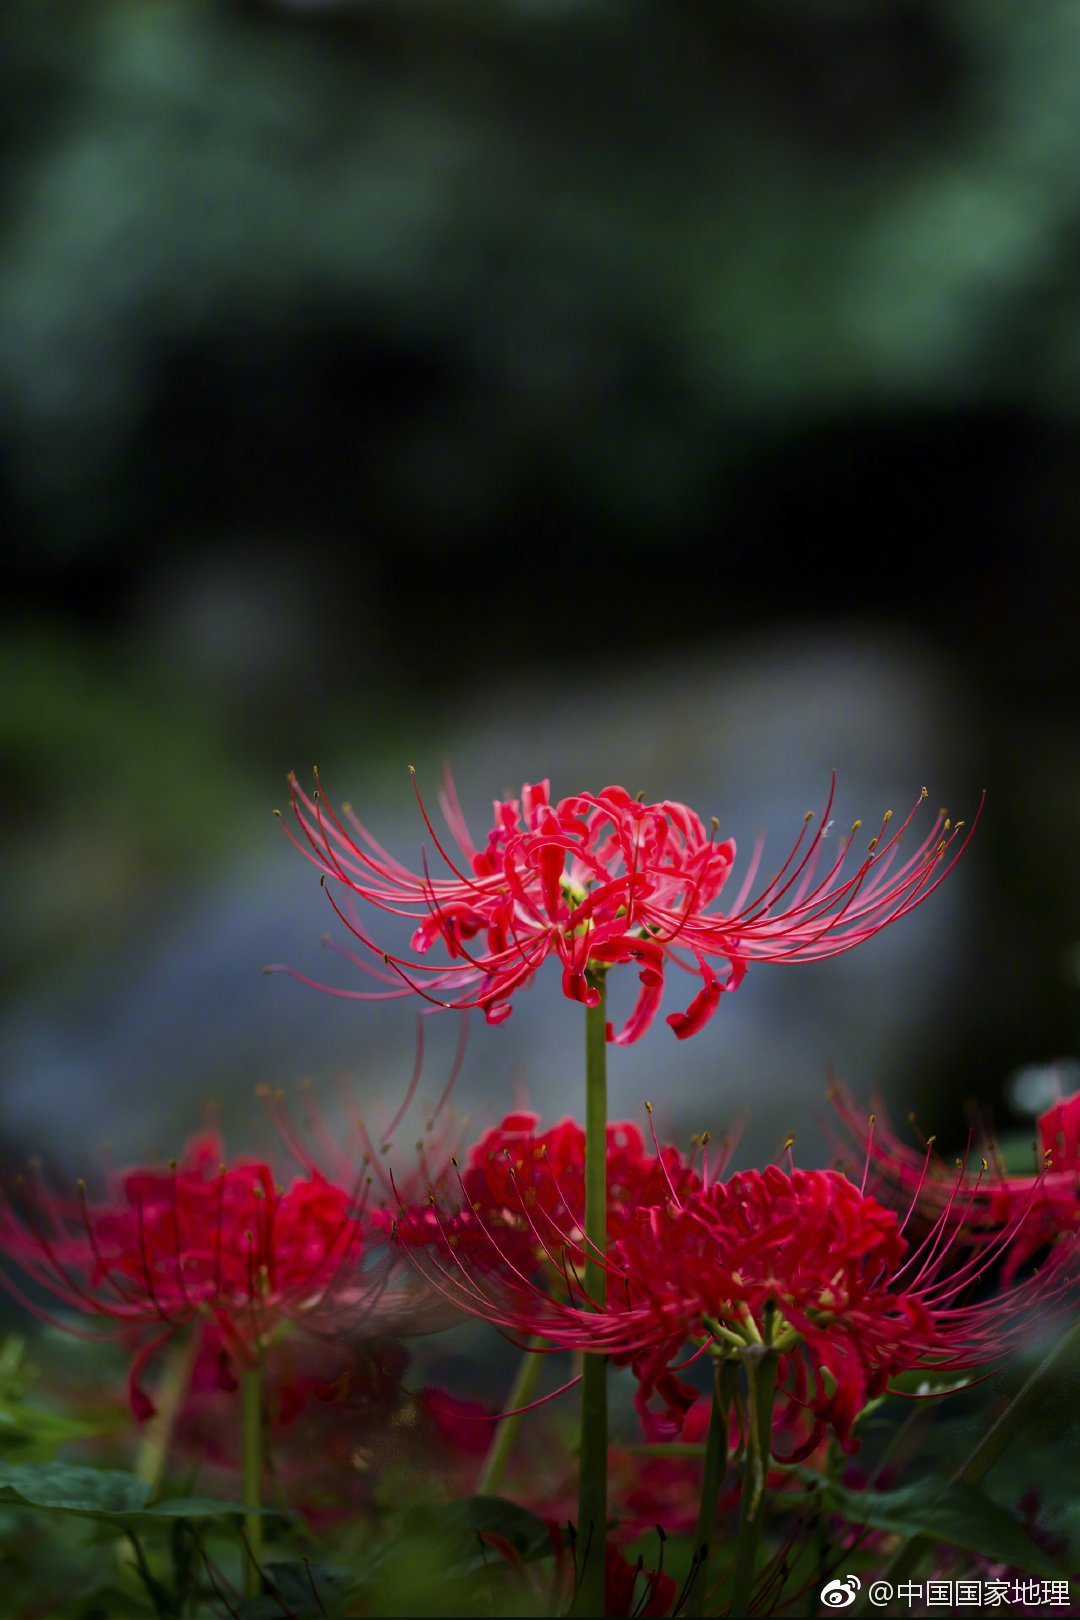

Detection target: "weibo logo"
[820, 1576, 861, 1608]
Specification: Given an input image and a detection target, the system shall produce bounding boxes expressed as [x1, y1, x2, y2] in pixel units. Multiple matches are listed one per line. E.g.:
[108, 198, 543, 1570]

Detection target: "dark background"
[2, 0, 1078, 1177]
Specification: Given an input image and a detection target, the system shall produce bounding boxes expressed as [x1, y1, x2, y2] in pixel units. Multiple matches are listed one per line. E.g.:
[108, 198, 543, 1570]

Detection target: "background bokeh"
[2, 0, 1079, 1186]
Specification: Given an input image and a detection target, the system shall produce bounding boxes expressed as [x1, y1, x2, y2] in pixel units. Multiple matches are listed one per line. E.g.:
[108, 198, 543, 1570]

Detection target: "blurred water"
[0, 628, 977, 1176]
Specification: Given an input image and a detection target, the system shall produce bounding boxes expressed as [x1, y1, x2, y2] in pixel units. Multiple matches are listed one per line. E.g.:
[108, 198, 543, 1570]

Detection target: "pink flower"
[0, 1132, 370, 1419]
[273, 770, 979, 1044]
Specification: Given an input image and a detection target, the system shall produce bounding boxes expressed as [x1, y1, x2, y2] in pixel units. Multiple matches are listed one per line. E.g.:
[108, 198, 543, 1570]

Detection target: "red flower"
[398, 1149, 1074, 1457]
[388, 1108, 714, 1288]
[272, 770, 979, 1043]
[829, 1083, 1080, 1280]
[0, 1131, 370, 1418]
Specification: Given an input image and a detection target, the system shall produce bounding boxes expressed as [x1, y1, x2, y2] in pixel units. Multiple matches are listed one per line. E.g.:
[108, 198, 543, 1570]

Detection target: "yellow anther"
[645, 1100, 653, 1113]
[76, 1178, 85, 1191]
[805, 810, 814, 822]
[450, 1155, 458, 1168]
[711, 816, 720, 832]
[926, 1135, 936, 1147]
[254, 1082, 270, 1097]
[169, 1158, 178, 1171]
[883, 810, 893, 824]
[342, 802, 352, 813]
[851, 819, 862, 833]
[921, 787, 928, 798]
[636, 790, 646, 803]
[701, 1131, 710, 1146]
[869, 1114, 876, 1127]
[867, 837, 878, 852]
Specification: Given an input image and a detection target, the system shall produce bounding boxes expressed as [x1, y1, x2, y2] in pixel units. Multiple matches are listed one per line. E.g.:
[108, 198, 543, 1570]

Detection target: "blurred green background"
[2, 0, 1078, 1176]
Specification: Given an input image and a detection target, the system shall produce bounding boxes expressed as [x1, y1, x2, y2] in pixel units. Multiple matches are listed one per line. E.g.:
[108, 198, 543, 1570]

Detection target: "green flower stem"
[476, 1338, 543, 1496]
[578, 967, 609, 1618]
[730, 1347, 780, 1618]
[133, 1328, 200, 1499]
[241, 1361, 264, 1601]
[686, 1360, 737, 1618]
[862, 1318, 1080, 1609]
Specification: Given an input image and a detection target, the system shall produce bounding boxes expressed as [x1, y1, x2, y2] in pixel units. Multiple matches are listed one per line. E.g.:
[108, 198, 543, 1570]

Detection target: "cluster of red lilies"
[0, 769, 1075, 1615]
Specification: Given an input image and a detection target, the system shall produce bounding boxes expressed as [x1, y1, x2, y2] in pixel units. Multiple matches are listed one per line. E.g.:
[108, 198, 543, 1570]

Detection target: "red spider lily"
[394, 1141, 1075, 1456]
[270, 768, 980, 1044]
[386, 1108, 720, 1285]
[829, 1083, 1080, 1280]
[0, 1132, 374, 1419]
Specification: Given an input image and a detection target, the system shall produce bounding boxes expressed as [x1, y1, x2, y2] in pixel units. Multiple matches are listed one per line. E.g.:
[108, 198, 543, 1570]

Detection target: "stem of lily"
[477, 1338, 543, 1496]
[729, 1346, 780, 1618]
[577, 966, 609, 1617]
[241, 1361, 264, 1600]
[686, 1359, 737, 1618]
[133, 1327, 201, 1498]
[861, 1318, 1080, 1608]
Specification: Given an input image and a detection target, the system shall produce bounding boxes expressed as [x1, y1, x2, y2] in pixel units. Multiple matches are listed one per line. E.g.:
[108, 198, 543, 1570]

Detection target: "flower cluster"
[0, 1131, 371, 1417]
[389, 1109, 714, 1280]
[274, 770, 978, 1043]
[395, 1141, 1074, 1453]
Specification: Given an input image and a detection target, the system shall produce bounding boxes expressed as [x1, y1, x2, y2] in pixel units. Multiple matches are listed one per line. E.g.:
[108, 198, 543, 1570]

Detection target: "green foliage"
[0, 1336, 120, 1462]
[789, 1469, 1066, 1578]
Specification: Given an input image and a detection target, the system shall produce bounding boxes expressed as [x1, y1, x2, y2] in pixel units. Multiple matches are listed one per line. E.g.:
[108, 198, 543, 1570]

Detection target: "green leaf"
[0, 1401, 121, 1462]
[353, 1494, 555, 1609]
[794, 1471, 1065, 1577]
[138, 1496, 287, 1520]
[399, 1494, 553, 1576]
[0, 1460, 151, 1516]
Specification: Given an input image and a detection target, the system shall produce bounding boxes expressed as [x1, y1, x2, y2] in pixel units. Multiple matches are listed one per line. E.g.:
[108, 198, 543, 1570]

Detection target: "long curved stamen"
[409, 767, 491, 895]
